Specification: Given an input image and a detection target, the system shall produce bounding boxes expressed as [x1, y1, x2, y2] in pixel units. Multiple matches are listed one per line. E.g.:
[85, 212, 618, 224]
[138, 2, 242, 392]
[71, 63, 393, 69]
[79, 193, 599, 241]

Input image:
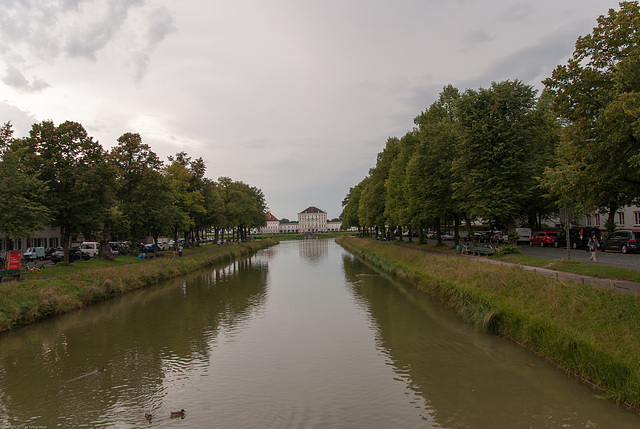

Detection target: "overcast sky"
[0, 0, 622, 220]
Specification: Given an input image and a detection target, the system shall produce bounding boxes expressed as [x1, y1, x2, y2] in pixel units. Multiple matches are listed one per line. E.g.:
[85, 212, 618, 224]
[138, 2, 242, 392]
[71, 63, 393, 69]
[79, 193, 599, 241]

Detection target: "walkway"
[394, 241, 640, 296]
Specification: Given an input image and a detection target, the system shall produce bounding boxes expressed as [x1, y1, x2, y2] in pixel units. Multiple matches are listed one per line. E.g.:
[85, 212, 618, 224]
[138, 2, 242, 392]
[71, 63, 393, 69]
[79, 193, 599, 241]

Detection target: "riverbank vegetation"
[396, 240, 640, 284]
[340, 3, 640, 241]
[0, 124, 268, 263]
[338, 236, 640, 411]
[0, 239, 275, 333]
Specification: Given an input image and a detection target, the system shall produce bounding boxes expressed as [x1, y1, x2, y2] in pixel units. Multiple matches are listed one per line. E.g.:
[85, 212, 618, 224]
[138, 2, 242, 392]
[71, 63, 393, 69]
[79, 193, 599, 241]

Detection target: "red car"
[531, 231, 558, 247]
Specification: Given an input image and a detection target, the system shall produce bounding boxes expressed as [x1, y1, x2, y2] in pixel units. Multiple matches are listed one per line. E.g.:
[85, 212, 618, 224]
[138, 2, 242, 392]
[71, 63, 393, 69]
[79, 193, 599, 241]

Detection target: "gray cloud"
[0, 102, 38, 137]
[2, 65, 50, 92]
[0, 0, 173, 83]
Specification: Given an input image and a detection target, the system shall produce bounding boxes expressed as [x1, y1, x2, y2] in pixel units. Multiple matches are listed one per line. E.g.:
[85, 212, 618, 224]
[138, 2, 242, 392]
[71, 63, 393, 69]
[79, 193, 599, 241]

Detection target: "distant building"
[252, 206, 345, 234]
[264, 212, 280, 234]
[298, 206, 327, 233]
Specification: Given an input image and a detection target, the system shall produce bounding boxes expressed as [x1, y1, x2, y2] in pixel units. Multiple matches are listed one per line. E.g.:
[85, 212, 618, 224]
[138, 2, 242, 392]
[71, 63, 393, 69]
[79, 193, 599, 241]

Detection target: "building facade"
[253, 206, 345, 234]
[298, 206, 327, 233]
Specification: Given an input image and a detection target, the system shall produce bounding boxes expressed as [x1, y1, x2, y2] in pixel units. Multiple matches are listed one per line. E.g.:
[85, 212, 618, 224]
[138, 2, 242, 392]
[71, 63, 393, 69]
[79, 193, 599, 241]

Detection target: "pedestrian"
[588, 234, 599, 262]
[178, 243, 183, 257]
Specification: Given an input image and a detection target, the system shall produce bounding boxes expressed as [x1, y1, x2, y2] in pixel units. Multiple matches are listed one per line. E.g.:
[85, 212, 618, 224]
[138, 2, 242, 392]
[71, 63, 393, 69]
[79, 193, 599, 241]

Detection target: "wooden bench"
[0, 269, 21, 281]
[469, 246, 496, 256]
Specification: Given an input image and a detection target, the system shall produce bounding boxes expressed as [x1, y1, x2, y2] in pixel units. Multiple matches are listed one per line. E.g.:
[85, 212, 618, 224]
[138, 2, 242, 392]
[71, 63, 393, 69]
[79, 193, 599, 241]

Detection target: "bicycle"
[21, 261, 45, 274]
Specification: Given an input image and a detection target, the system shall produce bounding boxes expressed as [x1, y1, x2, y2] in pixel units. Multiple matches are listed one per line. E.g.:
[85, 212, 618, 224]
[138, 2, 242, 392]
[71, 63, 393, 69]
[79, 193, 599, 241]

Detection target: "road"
[405, 237, 640, 271]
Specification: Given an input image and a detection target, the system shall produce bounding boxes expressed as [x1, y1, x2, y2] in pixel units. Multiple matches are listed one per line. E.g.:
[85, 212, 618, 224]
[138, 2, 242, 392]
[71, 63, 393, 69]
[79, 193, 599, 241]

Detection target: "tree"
[453, 80, 543, 231]
[0, 122, 50, 250]
[110, 133, 167, 244]
[359, 137, 400, 236]
[385, 131, 419, 239]
[409, 85, 462, 244]
[341, 178, 368, 233]
[543, 1, 640, 230]
[22, 121, 107, 263]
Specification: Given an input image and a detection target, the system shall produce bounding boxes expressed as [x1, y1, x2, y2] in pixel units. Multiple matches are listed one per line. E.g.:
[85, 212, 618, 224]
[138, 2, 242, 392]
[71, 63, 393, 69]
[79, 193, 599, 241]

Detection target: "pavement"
[396, 239, 640, 296]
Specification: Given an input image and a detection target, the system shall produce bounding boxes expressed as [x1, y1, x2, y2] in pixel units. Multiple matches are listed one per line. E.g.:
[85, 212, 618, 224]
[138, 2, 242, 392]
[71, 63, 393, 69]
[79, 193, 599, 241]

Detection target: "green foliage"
[497, 244, 519, 255]
[0, 123, 51, 244]
[543, 1, 640, 216]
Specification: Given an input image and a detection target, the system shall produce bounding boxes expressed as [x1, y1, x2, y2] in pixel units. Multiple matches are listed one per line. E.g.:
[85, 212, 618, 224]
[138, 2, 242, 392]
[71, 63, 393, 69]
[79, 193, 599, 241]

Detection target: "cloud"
[0, 0, 174, 84]
[0, 102, 38, 137]
[2, 65, 50, 92]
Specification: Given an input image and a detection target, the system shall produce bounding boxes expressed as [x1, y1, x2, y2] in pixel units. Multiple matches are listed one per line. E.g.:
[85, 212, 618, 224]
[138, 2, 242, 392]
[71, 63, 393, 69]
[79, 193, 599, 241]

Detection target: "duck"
[170, 409, 186, 417]
[97, 367, 105, 374]
[144, 413, 153, 421]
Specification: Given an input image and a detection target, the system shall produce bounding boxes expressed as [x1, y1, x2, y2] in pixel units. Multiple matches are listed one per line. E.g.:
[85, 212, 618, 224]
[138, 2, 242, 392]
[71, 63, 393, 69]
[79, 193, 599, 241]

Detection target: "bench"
[469, 246, 496, 256]
[0, 269, 22, 281]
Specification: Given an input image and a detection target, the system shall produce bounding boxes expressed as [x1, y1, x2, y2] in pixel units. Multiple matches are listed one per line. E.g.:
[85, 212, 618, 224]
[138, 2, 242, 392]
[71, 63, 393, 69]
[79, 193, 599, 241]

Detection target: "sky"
[0, 0, 624, 220]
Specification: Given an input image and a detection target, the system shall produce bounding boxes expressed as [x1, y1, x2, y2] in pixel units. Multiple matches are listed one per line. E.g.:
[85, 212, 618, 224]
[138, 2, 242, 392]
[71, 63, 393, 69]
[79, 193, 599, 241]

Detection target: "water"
[0, 239, 638, 428]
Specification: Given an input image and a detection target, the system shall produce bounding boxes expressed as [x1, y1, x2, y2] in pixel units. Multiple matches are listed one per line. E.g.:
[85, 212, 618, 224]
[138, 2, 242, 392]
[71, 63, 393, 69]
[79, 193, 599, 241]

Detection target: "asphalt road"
[404, 237, 640, 271]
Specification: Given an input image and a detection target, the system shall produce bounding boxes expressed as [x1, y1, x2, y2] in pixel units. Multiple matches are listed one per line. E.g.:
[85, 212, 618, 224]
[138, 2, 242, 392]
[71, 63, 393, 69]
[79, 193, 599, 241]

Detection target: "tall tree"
[22, 121, 107, 262]
[359, 137, 400, 236]
[543, 1, 640, 230]
[453, 80, 542, 231]
[385, 131, 419, 238]
[0, 122, 50, 250]
[409, 85, 462, 243]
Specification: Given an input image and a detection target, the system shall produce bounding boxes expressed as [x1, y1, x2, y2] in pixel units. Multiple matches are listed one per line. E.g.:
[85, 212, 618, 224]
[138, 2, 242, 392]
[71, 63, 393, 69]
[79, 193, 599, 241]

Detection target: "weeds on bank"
[337, 236, 640, 410]
[0, 240, 276, 332]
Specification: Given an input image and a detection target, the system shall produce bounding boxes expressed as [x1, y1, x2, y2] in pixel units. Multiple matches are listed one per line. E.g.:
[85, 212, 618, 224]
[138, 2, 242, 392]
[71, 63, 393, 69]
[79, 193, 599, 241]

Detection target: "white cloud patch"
[0, 0, 175, 85]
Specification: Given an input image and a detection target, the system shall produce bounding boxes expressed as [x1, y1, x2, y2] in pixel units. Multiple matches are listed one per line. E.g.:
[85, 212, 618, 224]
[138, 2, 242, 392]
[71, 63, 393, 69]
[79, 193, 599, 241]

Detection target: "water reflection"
[341, 252, 640, 428]
[299, 238, 328, 263]
[0, 257, 268, 428]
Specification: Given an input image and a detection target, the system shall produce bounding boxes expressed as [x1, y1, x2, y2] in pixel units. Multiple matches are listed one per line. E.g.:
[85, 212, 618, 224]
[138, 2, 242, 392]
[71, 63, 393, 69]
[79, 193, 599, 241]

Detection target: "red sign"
[8, 251, 21, 270]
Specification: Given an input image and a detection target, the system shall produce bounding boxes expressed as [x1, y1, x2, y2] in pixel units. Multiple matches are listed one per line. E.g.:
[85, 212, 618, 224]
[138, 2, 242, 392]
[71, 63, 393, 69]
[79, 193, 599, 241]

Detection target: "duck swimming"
[170, 409, 186, 417]
[144, 413, 152, 421]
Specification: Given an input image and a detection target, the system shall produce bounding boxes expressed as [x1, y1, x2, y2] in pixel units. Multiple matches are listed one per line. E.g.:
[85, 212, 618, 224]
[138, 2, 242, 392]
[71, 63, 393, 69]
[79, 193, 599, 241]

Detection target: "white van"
[80, 242, 100, 258]
[24, 247, 46, 260]
[515, 228, 532, 245]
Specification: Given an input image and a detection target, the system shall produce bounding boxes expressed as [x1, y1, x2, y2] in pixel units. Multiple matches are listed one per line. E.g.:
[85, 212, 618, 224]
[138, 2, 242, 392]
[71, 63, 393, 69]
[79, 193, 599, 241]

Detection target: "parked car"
[44, 247, 58, 259]
[109, 242, 130, 256]
[600, 230, 640, 254]
[51, 247, 92, 264]
[553, 227, 602, 249]
[23, 246, 46, 261]
[531, 232, 558, 247]
[80, 241, 100, 258]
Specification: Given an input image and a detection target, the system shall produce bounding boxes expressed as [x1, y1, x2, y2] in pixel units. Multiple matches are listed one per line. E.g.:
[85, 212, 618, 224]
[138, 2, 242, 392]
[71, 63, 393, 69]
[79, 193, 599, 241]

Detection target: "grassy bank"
[337, 236, 640, 410]
[0, 239, 276, 333]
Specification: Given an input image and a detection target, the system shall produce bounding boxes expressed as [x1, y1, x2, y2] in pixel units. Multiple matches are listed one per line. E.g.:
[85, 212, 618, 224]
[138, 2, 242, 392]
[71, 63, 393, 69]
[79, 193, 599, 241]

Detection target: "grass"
[0, 240, 276, 332]
[393, 239, 640, 283]
[337, 236, 640, 411]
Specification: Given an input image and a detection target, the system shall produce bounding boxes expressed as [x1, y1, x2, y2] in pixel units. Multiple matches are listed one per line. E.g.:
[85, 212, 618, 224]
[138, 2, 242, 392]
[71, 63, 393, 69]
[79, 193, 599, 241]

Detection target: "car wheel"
[601, 244, 606, 252]
[540, 242, 544, 247]
[530, 241, 533, 246]
[554, 241, 559, 248]
[622, 245, 629, 254]
[572, 242, 578, 250]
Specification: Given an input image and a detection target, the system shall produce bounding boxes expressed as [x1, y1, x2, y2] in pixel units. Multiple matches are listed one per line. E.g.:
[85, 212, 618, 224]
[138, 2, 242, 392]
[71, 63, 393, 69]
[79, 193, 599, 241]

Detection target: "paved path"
[394, 241, 640, 296]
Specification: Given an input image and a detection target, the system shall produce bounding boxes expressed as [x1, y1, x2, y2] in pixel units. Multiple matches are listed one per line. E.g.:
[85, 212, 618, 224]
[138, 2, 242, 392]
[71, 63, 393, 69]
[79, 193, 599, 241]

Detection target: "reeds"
[337, 236, 640, 410]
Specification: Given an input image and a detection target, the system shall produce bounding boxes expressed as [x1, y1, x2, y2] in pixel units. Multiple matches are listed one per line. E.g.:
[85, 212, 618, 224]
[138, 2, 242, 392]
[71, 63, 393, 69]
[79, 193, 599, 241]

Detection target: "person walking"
[588, 235, 599, 262]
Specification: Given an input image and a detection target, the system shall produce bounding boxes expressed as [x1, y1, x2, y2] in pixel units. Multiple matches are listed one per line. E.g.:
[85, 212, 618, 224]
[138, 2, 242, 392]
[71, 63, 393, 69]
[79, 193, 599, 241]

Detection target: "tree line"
[0, 120, 267, 262]
[341, 1, 640, 244]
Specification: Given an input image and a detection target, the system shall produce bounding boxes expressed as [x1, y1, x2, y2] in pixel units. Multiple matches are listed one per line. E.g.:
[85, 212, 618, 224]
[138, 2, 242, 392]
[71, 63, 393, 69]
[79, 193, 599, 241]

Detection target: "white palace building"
[254, 206, 344, 235]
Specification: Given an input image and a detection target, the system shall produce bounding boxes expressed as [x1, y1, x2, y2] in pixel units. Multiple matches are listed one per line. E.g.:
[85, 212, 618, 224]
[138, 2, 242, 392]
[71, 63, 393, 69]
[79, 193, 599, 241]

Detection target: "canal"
[0, 239, 638, 427]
